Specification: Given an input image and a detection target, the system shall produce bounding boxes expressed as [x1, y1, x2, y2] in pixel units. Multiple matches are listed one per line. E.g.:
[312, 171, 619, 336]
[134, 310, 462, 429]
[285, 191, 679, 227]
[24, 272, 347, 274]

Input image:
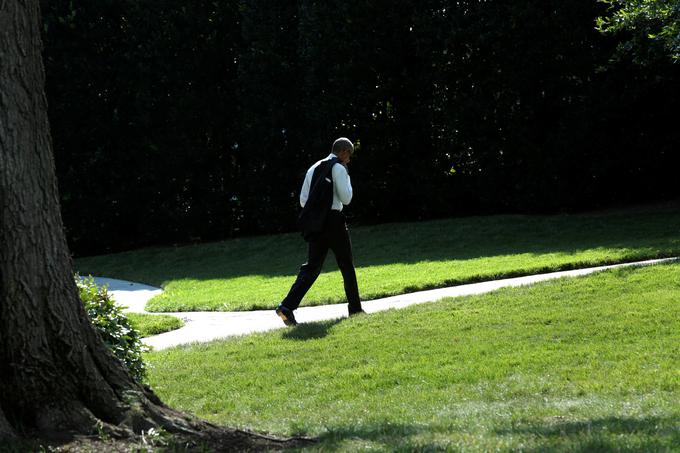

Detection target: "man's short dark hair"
[331, 137, 354, 155]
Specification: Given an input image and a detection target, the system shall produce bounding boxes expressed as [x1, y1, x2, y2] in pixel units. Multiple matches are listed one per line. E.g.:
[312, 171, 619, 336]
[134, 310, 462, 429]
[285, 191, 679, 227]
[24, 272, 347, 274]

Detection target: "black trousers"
[281, 211, 362, 312]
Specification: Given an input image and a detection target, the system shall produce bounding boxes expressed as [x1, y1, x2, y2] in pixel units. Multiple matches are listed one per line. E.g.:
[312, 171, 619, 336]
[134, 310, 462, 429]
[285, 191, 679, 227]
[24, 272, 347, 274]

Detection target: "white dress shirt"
[300, 153, 353, 211]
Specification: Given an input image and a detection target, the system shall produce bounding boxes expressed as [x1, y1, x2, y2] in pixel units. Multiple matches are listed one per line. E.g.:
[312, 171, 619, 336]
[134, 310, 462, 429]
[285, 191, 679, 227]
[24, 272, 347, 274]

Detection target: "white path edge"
[94, 257, 677, 351]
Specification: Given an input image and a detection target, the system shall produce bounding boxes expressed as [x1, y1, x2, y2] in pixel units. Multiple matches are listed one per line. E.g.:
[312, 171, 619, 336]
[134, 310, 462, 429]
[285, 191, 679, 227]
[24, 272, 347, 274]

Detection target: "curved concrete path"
[96, 257, 676, 351]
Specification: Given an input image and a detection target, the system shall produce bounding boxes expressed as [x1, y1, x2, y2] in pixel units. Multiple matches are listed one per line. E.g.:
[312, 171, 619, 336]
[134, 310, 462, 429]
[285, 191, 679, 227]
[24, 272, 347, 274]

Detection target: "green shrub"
[76, 274, 147, 382]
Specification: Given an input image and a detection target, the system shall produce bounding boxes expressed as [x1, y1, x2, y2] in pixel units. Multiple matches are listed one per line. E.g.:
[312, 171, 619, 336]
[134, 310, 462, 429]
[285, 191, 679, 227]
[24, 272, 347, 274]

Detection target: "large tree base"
[3, 413, 314, 452]
[5, 429, 314, 452]
[1, 388, 314, 452]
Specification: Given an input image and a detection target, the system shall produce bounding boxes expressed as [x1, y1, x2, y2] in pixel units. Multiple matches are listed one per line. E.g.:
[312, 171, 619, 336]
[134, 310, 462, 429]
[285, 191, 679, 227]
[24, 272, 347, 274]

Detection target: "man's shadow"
[281, 318, 345, 341]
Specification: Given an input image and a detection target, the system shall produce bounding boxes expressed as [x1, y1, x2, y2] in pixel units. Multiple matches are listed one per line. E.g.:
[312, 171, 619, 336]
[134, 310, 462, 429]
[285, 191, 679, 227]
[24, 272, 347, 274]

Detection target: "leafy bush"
[76, 274, 147, 381]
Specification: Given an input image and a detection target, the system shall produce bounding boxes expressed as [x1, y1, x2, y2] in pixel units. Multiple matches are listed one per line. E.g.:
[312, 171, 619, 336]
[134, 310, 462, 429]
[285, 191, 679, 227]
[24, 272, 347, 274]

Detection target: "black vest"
[297, 157, 340, 240]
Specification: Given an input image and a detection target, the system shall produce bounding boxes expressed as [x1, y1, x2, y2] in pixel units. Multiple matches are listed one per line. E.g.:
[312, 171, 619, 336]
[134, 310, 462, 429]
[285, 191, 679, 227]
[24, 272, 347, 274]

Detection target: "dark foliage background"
[41, 0, 680, 256]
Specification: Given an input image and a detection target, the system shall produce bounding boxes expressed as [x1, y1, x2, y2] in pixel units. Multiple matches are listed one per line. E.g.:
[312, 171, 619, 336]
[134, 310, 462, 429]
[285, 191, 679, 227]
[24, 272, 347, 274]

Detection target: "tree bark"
[0, 0, 161, 439]
[0, 1, 308, 449]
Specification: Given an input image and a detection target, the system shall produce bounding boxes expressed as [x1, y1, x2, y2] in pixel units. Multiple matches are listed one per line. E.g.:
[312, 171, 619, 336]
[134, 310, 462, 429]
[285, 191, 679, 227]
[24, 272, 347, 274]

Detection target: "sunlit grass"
[76, 204, 680, 311]
[145, 263, 680, 451]
[126, 313, 183, 338]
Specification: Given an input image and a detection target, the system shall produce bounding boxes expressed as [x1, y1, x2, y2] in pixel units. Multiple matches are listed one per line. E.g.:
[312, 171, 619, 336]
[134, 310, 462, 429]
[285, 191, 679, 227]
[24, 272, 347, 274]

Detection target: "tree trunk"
[0, 0, 173, 439]
[0, 1, 307, 449]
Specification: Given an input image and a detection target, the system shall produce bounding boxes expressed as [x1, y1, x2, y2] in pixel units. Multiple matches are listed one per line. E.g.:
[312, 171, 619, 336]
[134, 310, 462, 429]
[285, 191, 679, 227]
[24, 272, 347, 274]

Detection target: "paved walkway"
[97, 257, 676, 351]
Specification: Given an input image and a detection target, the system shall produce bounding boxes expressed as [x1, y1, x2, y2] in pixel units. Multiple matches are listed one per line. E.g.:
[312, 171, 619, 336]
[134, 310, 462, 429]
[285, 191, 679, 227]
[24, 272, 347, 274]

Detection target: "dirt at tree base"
[2, 427, 315, 452]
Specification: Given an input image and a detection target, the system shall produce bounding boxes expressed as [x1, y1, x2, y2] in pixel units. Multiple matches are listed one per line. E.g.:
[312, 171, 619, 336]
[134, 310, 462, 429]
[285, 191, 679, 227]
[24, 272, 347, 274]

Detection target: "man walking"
[275, 137, 364, 326]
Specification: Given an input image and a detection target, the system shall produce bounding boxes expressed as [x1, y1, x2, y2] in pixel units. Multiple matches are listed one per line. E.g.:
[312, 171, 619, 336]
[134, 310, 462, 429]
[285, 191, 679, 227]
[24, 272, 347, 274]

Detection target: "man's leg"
[280, 235, 329, 311]
[328, 212, 362, 314]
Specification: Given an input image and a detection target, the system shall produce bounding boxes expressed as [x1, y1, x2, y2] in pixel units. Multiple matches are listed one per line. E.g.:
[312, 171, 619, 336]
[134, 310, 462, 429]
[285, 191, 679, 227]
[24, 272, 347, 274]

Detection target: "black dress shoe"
[275, 305, 298, 326]
[348, 309, 365, 317]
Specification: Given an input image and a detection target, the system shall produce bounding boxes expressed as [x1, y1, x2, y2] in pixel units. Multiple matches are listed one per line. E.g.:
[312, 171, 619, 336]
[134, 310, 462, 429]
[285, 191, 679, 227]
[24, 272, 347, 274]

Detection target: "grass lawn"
[76, 204, 680, 312]
[126, 313, 184, 338]
[145, 263, 680, 451]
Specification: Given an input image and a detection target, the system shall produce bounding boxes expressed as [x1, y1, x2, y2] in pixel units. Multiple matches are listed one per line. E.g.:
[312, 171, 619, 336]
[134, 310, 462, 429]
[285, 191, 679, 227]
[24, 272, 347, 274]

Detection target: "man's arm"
[299, 168, 313, 207]
[332, 163, 353, 205]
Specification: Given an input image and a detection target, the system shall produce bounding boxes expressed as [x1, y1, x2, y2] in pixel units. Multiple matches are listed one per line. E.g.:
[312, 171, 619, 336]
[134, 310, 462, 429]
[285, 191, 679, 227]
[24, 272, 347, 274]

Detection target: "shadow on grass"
[495, 416, 679, 453]
[299, 415, 679, 451]
[281, 319, 344, 341]
[313, 422, 428, 451]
